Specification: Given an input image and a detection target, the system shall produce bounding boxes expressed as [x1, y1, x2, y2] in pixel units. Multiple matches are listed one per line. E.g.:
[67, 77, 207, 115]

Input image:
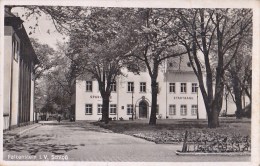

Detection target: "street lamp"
[131, 86, 134, 121]
[225, 86, 229, 117]
[196, 86, 199, 120]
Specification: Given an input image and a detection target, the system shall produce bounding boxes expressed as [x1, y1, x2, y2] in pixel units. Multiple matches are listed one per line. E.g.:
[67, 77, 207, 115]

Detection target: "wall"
[10, 33, 20, 126]
[3, 26, 13, 129]
[30, 78, 35, 122]
[75, 68, 207, 121]
[3, 24, 36, 129]
[3, 26, 12, 113]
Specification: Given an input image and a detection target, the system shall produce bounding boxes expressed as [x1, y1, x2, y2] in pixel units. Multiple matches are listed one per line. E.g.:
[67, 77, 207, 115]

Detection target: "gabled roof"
[4, 7, 39, 64]
[167, 55, 194, 72]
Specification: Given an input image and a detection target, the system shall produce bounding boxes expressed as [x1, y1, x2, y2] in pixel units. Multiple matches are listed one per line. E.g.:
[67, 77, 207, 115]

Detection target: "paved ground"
[3, 121, 250, 162]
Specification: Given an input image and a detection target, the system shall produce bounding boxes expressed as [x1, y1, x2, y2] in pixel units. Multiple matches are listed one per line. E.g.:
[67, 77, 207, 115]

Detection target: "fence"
[181, 130, 251, 153]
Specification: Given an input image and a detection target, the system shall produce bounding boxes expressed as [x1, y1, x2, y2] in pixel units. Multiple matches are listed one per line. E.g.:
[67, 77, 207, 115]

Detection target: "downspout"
[32, 63, 35, 123]
[116, 77, 119, 120]
[9, 39, 14, 130]
[165, 62, 168, 119]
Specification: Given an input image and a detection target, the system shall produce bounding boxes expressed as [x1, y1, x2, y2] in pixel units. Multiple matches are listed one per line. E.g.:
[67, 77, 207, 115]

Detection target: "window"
[156, 105, 159, 115]
[169, 105, 176, 115]
[110, 104, 117, 114]
[110, 82, 116, 92]
[169, 62, 173, 67]
[127, 104, 133, 115]
[128, 82, 134, 92]
[191, 105, 197, 116]
[169, 83, 175, 93]
[12, 38, 19, 61]
[140, 82, 146, 93]
[86, 81, 92, 92]
[180, 83, 187, 93]
[97, 104, 102, 114]
[180, 105, 187, 116]
[192, 83, 198, 93]
[85, 104, 92, 115]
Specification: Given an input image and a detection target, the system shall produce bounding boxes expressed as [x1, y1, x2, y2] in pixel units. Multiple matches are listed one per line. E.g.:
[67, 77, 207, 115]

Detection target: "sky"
[12, 7, 68, 50]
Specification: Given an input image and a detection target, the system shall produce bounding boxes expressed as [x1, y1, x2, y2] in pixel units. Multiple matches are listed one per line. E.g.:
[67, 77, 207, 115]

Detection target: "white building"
[3, 7, 38, 130]
[75, 56, 208, 121]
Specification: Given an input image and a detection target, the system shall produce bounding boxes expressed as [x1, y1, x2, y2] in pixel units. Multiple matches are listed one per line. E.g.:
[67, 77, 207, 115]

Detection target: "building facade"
[75, 56, 207, 121]
[3, 8, 38, 130]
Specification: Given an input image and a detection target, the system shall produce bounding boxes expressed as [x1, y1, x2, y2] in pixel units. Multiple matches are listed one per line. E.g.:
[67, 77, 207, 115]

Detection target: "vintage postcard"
[0, 0, 259, 166]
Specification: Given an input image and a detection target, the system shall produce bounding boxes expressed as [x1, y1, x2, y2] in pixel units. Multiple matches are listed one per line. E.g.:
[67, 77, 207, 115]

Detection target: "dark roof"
[167, 55, 194, 72]
[4, 9, 39, 64]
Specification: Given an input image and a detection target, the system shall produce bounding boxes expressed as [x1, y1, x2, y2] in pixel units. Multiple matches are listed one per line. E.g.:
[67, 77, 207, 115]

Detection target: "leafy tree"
[30, 38, 58, 118]
[225, 44, 252, 118]
[175, 9, 252, 127]
[30, 38, 56, 80]
[67, 8, 137, 123]
[7, 5, 89, 34]
[129, 8, 187, 125]
[32, 41, 73, 117]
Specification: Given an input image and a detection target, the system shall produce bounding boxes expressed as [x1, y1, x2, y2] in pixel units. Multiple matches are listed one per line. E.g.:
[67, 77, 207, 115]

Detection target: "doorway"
[139, 101, 148, 118]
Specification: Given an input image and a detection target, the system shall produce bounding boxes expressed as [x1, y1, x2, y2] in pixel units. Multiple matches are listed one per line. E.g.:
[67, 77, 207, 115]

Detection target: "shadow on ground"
[4, 133, 78, 155]
[3, 123, 112, 156]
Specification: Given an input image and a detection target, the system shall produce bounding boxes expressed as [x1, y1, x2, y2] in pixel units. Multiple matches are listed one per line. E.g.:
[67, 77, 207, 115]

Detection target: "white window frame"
[86, 81, 93, 92]
[191, 105, 197, 116]
[110, 104, 117, 115]
[110, 82, 116, 92]
[85, 104, 93, 115]
[192, 83, 198, 93]
[169, 83, 175, 93]
[180, 83, 187, 93]
[97, 104, 102, 115]
[140, 82, 146, 93]
[169, 105, 176, 115]
[127, 82, 134, 92]
[180, 105, 187, 116]
[127, 104, 133, 115]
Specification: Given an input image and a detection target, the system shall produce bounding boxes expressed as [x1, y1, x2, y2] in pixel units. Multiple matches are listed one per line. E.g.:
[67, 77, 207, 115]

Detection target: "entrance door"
[139, 101, 148, 118]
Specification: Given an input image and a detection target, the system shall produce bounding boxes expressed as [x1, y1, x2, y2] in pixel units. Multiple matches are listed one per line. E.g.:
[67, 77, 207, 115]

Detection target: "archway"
[139, 100, 148, 118]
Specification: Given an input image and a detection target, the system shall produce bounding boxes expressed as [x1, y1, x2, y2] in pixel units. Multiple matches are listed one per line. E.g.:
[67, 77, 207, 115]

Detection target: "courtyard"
[3, 119, 251, 162]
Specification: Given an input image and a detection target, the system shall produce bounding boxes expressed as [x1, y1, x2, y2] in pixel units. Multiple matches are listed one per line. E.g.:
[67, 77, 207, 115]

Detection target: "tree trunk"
[233, 76, 243, 119]
[149, 78, 158, 125]
[207, 109, 220, 128]
[101, 95, 110, 124]
[206, 82, 223, 128]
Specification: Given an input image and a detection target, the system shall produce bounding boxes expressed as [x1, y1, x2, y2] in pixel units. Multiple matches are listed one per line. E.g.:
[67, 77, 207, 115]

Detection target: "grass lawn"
[92, 118, 251, 144]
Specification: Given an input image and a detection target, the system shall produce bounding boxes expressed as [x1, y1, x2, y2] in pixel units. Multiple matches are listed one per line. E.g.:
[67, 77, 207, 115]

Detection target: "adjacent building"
[3, 7, 38, 130]
[75, 56, 207, 121]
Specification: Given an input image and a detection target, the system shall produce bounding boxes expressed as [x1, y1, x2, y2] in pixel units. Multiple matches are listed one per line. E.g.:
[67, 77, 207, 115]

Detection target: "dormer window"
[86, 81, 92, 92]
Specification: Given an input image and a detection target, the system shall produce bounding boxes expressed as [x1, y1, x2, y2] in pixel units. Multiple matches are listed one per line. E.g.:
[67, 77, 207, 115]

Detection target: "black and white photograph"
[0, 0, 259, 165]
